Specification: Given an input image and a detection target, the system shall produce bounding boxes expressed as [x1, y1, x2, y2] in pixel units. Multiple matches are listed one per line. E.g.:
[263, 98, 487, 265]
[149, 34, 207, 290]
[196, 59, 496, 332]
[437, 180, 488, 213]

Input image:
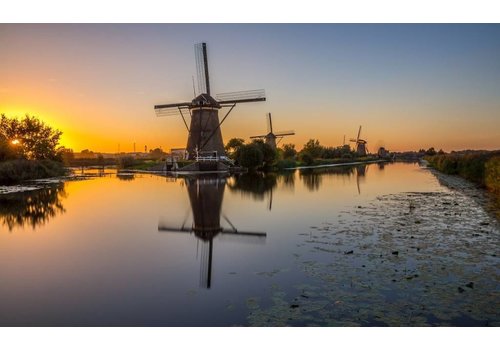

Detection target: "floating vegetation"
[246, 190, 500, 326]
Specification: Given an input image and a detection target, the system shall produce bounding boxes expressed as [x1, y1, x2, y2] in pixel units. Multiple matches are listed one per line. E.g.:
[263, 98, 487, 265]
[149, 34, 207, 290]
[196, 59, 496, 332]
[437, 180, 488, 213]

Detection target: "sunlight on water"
[0, 162, 498, 326]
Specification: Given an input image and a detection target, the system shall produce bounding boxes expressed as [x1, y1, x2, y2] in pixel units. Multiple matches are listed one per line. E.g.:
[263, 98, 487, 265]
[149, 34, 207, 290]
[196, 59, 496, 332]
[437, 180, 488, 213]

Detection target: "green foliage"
[425, 147, 437, 156]
[300, 152, 314, 166]
[0, 159, 66, 185]
[251, 139, 276, 167]
[148, 148, 166, 160]
[0, 114, 63, 160]
[0, 136, 17, 161]
[427, 151, 500, 192]
[225, 138, 245, 156]
[302, 139, 323, 159]
[58, 147, 74, 165]
[238, 143, 264, 170]
[485, 156, 500, 194]
[275, 159, 297, 170]
[281, 143, 297, 159]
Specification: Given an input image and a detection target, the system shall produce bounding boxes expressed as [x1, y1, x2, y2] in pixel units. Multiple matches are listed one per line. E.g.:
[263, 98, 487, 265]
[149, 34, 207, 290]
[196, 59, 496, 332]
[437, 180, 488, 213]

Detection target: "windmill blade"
[158, 225, 193, 233]
[349, 138, 358, 143]
[220, 229, 267, 236]
[218, 233, 267, 245]
[249, 134, 268, 139]
[216, 89, 266, 104]
[267, 113, 273, 134]
[274, 130, 295, 137]
[155, 107, 188, 117]
[154, 102, 191, 110]
[357, 125, 362, 141]
[194, 43, 209, 95]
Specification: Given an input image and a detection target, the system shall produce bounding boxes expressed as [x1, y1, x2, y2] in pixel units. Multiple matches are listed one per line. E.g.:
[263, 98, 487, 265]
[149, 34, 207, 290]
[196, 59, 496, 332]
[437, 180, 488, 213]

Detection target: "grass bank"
[426, 151, 500, 194]
[0, 159, 67, 185]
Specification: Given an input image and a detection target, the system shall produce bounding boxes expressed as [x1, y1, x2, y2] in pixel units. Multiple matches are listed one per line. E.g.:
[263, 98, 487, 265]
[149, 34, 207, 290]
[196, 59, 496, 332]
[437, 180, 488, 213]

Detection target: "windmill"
[158, 175, 266, 289]
[154, 43, 266, 163]
[249, 113, 295, 150]
[350, 125, 368, 156]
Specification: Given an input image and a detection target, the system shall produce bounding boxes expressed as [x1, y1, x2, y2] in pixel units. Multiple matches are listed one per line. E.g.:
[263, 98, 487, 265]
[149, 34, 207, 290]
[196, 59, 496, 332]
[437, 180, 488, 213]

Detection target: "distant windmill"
[249, 113, 295, 150]
[154, 43, 266, 161]
[350, 125, 368, 156]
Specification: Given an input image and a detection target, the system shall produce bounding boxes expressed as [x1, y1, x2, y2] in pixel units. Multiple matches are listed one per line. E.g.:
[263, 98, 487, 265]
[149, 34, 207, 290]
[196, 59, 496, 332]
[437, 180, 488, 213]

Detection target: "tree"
[251, 139, 276, 167]
[0, 135, 17, 161]
[300, 152, 314, 166]
[282, 143, 297, 159]
[0, 114, 63, 160]
[425, 147, 437, 156]
[302, 139, 324, 159]
[238, 143, 264, 170]
[225, 138, 245, 156]
[58, 147, 74, 165]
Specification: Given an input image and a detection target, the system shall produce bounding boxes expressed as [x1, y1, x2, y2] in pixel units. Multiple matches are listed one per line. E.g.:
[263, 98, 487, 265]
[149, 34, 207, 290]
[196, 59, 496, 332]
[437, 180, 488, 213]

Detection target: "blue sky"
[1, 24, 499, 151]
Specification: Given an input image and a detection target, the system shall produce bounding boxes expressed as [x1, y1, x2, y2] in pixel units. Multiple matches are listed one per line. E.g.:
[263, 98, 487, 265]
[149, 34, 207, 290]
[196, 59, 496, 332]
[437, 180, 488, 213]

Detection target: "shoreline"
[285, 159, 386, 170]
[423, 165, 500, 220]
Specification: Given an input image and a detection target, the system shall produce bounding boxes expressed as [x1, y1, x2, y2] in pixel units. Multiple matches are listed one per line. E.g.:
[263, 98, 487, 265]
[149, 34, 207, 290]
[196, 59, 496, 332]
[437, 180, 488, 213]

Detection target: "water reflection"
[299, 166, 357, 192]
[158, 175, 267, 288]
[0, 184, 66, 231]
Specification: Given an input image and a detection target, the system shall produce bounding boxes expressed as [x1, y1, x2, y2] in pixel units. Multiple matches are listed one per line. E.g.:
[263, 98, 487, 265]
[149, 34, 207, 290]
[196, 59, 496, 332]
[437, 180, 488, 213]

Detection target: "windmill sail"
[154, 42, 266, 161]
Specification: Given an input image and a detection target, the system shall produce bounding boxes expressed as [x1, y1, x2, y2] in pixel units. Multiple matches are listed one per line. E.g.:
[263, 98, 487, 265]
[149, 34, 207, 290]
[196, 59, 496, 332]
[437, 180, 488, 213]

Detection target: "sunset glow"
[1, 24, 499, 153]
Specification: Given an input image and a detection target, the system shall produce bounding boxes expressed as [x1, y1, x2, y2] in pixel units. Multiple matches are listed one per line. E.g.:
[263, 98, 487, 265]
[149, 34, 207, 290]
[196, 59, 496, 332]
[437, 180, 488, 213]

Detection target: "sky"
[1, 23, 499, 153]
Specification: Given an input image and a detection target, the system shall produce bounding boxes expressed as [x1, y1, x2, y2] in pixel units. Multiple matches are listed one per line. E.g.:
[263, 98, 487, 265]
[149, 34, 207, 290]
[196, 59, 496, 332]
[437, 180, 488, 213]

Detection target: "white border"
[1, 0, 499, 23]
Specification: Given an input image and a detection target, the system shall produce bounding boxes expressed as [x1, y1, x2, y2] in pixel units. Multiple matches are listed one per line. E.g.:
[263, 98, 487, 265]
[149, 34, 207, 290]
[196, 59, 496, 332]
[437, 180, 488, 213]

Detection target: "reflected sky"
[0, 162, 465, 325]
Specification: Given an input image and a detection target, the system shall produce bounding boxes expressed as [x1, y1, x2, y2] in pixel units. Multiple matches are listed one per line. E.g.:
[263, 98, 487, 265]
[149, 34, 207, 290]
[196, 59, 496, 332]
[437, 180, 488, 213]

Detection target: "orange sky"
[1, 24, 499, 153]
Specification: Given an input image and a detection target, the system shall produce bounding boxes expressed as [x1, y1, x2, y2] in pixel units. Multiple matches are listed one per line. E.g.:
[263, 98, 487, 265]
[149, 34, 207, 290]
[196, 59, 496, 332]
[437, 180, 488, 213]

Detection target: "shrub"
[300, 152, 314, 166]
[238, 144, 264, 170]
[275, 159, 297, 170]
[485, 156, 500, 193]
[0, 159, 66, 185]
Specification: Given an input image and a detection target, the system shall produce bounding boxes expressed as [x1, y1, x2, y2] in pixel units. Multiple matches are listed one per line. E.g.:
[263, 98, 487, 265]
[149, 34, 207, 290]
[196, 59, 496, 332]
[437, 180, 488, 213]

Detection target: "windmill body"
[154, 43, 266, 163]
[250, 113, 295, 151]
[350, 125, 368, 156]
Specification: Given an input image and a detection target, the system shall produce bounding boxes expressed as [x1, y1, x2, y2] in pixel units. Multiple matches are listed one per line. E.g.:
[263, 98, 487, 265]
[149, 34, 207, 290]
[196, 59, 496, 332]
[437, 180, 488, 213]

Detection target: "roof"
[191, 93, 220, 108]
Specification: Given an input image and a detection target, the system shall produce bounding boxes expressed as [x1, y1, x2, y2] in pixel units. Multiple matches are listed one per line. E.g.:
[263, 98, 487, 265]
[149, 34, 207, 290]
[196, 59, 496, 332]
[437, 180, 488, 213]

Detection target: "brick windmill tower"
[154, 43, 266, 164]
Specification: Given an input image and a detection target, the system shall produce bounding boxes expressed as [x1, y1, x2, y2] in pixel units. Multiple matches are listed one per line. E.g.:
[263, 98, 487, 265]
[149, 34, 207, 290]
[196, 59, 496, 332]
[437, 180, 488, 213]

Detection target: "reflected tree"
[0, 184, 66, 231]
[227, 172, 277, 201]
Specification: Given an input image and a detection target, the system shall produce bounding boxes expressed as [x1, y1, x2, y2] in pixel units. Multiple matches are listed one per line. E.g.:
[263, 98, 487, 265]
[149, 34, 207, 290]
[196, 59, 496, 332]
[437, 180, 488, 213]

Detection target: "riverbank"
[247, 163, 499, 326]
[424, 163, 500, 219]
[425, 151, 500, 194]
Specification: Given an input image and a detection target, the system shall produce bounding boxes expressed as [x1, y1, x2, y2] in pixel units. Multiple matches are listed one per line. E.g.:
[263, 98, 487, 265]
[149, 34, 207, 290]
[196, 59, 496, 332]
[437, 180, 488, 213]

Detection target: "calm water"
[0, 162, 498, 326]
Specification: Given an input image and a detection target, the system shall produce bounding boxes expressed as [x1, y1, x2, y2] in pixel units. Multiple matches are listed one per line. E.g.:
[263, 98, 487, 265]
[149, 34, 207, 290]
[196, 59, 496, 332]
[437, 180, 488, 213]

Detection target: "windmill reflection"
[228, 172, 278, 210]
[158, 175, 266, 288]
[0, 184, 66, 231]
[356, 164, 367, 194]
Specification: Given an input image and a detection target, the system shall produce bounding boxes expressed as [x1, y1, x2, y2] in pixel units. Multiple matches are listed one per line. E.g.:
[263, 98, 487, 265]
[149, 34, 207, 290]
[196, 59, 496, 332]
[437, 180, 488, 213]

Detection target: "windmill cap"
[191, 93, 221, 108]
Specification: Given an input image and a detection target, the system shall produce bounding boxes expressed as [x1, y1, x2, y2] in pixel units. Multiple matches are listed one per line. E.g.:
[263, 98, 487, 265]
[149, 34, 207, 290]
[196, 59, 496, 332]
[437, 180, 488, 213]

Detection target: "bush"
[238, 144, 264, 170]
[0, 159, 67, 185]
[485, 156, 500, 194]
[426, 151, 500, 192]
[300, 152, 314, 166]
[275, 159, 297, 170]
